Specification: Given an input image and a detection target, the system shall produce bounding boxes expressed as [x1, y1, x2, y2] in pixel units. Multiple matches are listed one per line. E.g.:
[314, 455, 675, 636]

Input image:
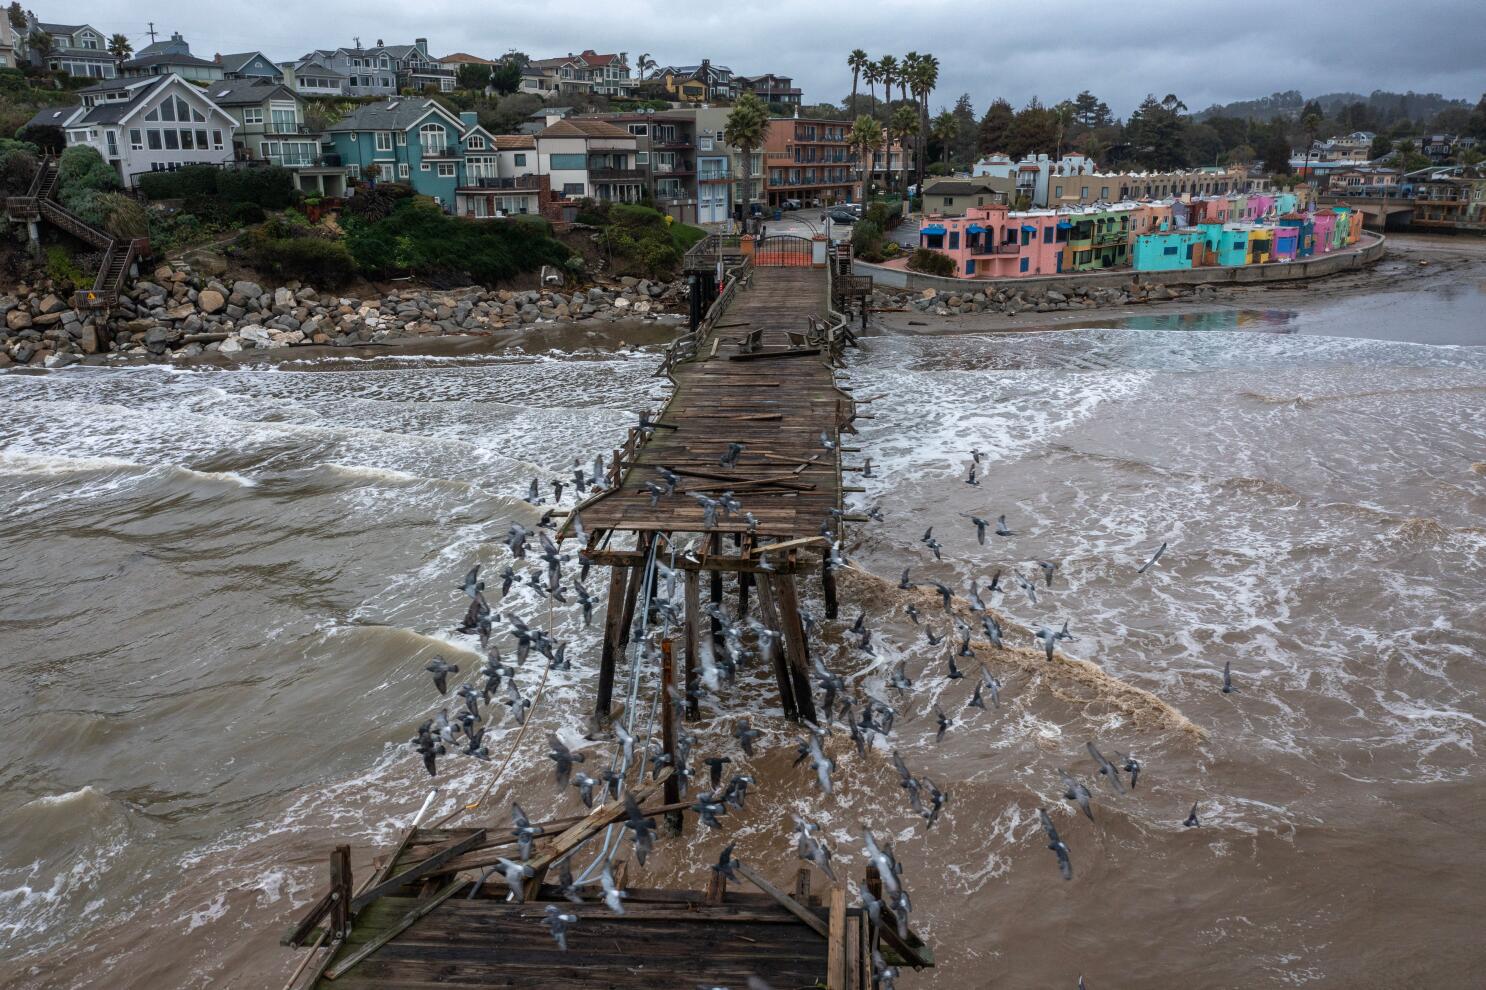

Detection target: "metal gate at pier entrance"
[754, 234, 813, 267]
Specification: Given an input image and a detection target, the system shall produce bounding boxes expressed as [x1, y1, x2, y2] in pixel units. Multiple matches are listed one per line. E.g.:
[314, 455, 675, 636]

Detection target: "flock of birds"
[396, 425, 1237, 988]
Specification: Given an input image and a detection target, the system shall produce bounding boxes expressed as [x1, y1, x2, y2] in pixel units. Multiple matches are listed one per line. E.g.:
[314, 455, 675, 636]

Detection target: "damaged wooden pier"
[569, 233, 867, 727]
[281, 775, 930, 989]
[276, 236, 934, 990]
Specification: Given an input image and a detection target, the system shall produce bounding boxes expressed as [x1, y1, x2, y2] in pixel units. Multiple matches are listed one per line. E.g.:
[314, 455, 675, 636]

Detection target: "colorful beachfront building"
[917, 203, 1069, 277]
[1062, 204, 1135, 271]
[1131, 227, 1203, 270]
[1279, 213, 1316, 257]
[919, 193, 1366, 278]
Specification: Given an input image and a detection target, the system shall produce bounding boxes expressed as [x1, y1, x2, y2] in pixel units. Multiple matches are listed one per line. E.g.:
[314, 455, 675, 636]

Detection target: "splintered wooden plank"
[349, 829, 486, 912]
[734, 861, 828, 938]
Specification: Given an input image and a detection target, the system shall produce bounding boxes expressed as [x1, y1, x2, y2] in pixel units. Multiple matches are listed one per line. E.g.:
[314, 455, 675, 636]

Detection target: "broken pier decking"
[580, 265, 853, 539]
[572, 259, 859, 726]
[284, 803, 920, 990]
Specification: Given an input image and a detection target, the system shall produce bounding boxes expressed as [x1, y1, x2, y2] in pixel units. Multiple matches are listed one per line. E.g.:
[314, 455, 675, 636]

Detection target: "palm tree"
[850, 114, 881, 206]
[847, 49, 869, 119]
[877, 55, 898, 124]
[862, 61, 879, 120]
[889, 104, 918, 199]
[724, 92, 770, 225]
[1301, 103, 1323, 179]
[907, 53, 939, 197]
[107, 33, 132, 64]
[932, 109, 958, 169]
[635, 52, 657, 80]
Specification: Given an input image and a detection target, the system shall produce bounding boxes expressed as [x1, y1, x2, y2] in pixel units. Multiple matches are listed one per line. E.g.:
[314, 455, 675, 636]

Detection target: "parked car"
[781, 198, 803, 210]
[822, 208, 857, 224]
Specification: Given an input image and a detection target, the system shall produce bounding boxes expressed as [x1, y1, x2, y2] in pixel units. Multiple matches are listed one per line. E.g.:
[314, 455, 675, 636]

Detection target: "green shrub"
[865, 200, 902, 231]
[0, 143, 36, 196]
[97, 192, 148, 240]
[341, 182, 414, 223]
[44, 244, 86, 291]
[137, 164, 220, 200]
[342, 198, 570, 284]
[182, 194, 229, 225]
[57, 145, 120, 220]
[147, 212, 212, 252]
[216, 166, 297, 209]
[244, 235, 357, 286]
[907, 248, 956, 277]
[851, 219, 885, 262]
[230, 202, 266, 224]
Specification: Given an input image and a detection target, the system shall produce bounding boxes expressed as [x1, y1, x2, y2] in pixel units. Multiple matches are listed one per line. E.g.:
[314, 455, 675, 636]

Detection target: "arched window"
[467, 135, 484, 150]
[420, 123, 446, 156]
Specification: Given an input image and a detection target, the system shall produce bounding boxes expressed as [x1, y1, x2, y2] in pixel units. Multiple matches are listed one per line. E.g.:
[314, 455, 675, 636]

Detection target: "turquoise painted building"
[1132, 228, 1202, 271]
[325, 99, 500, 211]
[1198, 221, 1251, 267]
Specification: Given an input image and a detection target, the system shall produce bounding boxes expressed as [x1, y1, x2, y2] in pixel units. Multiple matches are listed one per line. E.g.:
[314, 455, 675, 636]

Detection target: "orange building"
[761, 118, 857, 208]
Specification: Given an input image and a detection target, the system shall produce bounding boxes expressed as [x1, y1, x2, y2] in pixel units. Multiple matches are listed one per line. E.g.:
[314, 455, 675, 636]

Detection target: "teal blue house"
[325, 99, 503, 212]
[1198, 221, 1251, 267]
[1132, 228, 1201, 271]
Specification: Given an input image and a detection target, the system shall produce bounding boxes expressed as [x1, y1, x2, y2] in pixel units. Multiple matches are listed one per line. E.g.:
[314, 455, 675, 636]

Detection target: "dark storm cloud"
[59, 0, 1486, 117]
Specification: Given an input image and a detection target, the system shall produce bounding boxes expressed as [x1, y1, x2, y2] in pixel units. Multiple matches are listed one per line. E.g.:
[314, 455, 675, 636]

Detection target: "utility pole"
[146, 22, 157, 44]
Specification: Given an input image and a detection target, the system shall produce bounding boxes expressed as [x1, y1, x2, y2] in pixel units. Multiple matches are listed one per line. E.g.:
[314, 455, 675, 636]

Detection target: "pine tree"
[977, 98, 1014, 155]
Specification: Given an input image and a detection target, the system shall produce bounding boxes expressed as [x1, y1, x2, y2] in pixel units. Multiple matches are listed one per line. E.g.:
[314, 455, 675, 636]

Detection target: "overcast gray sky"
[56, 0, 1486, 118]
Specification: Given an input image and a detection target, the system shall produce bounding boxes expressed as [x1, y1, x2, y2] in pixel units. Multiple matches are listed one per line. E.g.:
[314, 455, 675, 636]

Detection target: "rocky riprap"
[877, 279, 1219, 317]
[0, 265, 685, 366]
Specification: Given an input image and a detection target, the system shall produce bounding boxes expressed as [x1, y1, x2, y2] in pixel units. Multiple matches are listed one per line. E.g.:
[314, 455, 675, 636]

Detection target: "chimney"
[375, 39, 383, 48]
[415, 38, 428, 56]
[459, 110, 478, 128]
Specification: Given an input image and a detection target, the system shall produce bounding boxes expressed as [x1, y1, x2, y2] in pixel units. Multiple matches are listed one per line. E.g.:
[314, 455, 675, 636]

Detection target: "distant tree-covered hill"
[1196, 89, 1470, 126]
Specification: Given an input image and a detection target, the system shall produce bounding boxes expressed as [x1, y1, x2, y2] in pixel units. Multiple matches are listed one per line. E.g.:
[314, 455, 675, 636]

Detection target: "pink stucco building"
[918, 203, 1072, 277]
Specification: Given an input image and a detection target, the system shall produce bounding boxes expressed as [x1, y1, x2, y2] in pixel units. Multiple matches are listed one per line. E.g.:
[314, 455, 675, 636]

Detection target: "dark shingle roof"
[205, 79, 296, 105]
[218, 52, 275, 74]
[924, 177, 1012, 197]
[25, 105, 80, 129]
[325, 99, 452, 133]
[122, 52, 220, 70]
[37, 22, 86, 34]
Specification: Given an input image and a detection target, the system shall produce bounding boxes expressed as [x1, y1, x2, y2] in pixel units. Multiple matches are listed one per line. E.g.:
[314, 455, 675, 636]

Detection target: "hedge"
[342, 199, 570, 284]
[137, 164, 297, 208]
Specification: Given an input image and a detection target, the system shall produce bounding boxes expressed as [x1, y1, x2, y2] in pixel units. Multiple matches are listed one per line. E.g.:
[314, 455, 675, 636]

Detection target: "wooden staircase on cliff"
[5, 156, 147, 312]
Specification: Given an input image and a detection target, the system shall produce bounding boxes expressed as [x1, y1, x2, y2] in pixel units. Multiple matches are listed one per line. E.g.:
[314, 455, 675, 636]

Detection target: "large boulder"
[198, 289, 226, 314]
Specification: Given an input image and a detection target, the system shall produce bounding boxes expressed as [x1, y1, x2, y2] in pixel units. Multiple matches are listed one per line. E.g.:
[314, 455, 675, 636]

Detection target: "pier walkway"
[276, 236, 934, 990]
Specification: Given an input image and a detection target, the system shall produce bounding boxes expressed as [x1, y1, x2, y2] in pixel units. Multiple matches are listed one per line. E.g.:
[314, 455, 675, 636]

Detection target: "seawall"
[855, 232, 1387, 293]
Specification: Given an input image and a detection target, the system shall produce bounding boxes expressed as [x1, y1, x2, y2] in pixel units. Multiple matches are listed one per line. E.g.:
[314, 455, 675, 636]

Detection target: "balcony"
[459, 175, 542, 191]
[699, 169, 730, 183]
[420, 144, 458, 159]
[265, 122, 314, 136]
[590, 168, 646, 182]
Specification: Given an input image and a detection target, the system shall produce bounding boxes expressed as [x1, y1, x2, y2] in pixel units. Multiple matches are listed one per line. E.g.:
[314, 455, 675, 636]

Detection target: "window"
[347, 164, 360, 179]
[212, 130, 223, 150]
[942, 197, 953, 207]
[1080, 186, 1088, 198]
[164, 130, 179, 150]
[635, 152, 648, 165]
[129, 128, 143, 150]
[375, 131, 392, 152]
[420, 162, 430, 171]
[180, 129, 195, 150]
[243, 107, 263, 125]
[627, 124, 647, 136]
[1020, 257, 1029, 273]
[1100, 186, 1109, 198]
[437, 162, 455, 177]
[398, 163, 409, 178]
[948, 231, 959, 249]
[467, 135, 484, 150]
[513, 153, 527, 167]
[106, 131, 117, 157]
[161, 99, 176, 122]
[561, 182, 585, 196]
[549, 153, 586, 170]
[1043, 226, 1052, 242]
[1163, 245, 1178, 256]
[419, 122, 446, 155]
[395, 131, 405, 146]
[147, 130, 162, 150]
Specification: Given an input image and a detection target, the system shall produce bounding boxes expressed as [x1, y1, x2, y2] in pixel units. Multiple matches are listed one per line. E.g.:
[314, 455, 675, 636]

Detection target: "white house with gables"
[29, 75, 237, 188]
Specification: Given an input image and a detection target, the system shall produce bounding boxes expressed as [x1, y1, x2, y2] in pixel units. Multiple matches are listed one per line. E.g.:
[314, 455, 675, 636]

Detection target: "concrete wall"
[859, 232, 1386, 293]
